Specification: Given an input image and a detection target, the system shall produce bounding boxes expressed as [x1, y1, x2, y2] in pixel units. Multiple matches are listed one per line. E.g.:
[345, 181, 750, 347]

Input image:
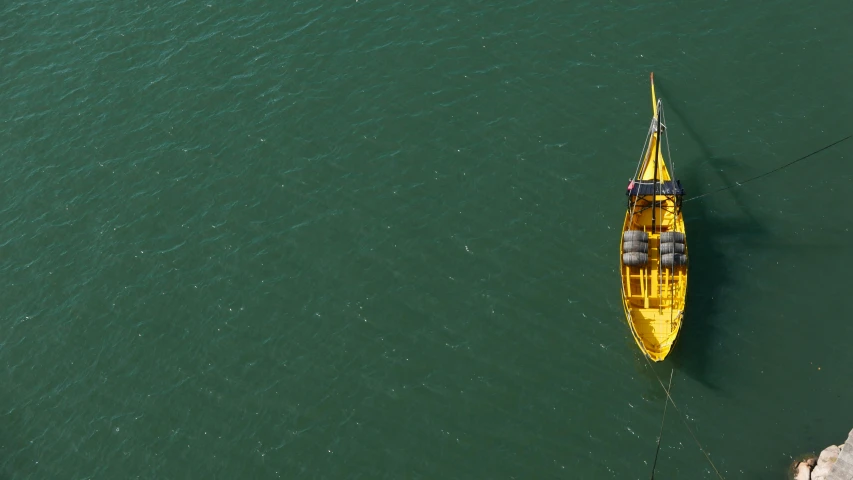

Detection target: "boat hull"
[619, 73, 687, 361]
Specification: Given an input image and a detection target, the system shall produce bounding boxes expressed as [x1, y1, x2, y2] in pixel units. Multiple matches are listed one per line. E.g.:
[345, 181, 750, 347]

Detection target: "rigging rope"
[685, 134, 853, 202]
[662, 106, 675, 188]
[649, 369, 674, 480]
[634, 122, 655, 181]
[642, 355, 726, 479]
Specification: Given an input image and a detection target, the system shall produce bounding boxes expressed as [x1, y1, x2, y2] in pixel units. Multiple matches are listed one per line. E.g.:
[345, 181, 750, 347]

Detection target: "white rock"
[812, 445, 840, 480]
[794, 460, 813, 480]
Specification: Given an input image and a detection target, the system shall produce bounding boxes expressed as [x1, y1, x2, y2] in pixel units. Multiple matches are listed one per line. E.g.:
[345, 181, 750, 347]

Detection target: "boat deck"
[621, 231, 687, 359]
[629, 308, 683, 351]
[622, 236, 686, 308]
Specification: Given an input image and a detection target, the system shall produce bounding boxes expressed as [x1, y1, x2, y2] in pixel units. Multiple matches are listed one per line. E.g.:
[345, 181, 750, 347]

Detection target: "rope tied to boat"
[642, 357, 726, 479]
[649, 369, 674, 480]
[685, 133, 853, 202]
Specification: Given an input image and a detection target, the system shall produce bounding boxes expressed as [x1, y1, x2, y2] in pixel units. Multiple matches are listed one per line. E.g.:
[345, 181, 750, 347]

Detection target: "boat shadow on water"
[647, 83, 771, 391]
[669, 160, 764, 392]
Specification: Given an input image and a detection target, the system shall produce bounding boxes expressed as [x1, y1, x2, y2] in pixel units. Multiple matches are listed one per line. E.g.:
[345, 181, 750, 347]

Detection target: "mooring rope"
[642, 355, 726, 479]
[649, 369, 674, 480]
[685, 133, 852, 202]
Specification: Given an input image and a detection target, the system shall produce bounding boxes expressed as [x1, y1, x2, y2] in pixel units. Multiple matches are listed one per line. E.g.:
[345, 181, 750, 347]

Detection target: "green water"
[2, 0, 852, 478]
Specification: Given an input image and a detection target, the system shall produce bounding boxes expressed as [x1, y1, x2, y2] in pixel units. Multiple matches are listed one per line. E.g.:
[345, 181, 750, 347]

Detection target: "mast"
[651, 102, 660, 234]
[653, 102, 662, 312]
[649, 73, 660, 235]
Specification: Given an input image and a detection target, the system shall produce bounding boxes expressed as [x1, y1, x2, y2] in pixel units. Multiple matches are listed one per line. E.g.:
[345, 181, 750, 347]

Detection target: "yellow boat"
[620, 73, 687, 361]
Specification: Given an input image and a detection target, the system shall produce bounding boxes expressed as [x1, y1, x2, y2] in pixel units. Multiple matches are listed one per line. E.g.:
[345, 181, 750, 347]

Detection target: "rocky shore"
[793, 429, 853, 480]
